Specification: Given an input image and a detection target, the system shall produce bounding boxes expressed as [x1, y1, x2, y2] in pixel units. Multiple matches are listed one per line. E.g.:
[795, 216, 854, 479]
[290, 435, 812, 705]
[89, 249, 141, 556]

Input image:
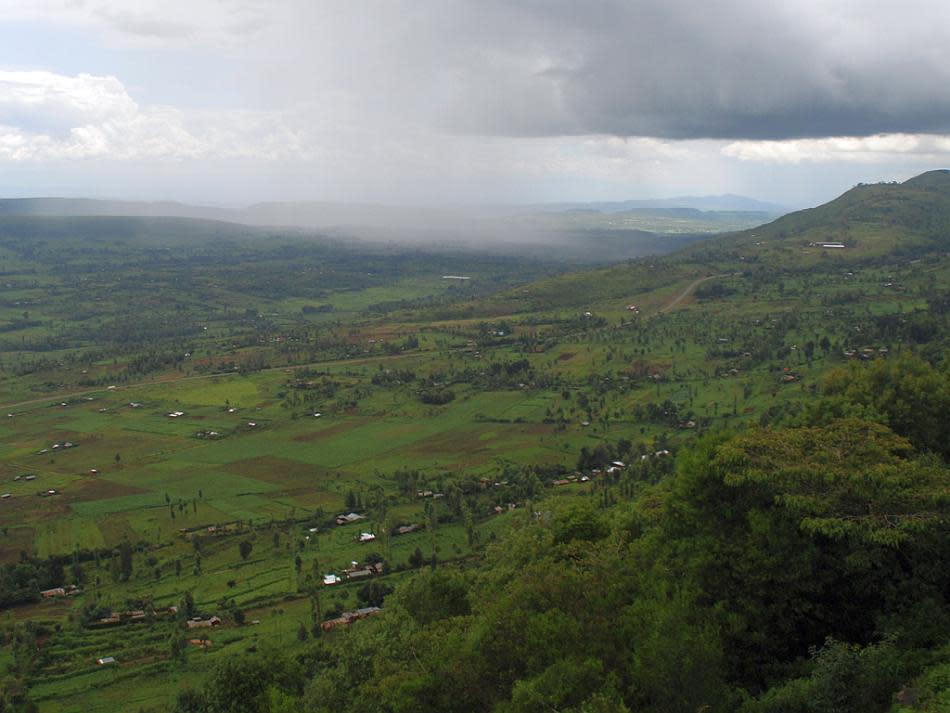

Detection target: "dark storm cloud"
[421, 0, 950, 140]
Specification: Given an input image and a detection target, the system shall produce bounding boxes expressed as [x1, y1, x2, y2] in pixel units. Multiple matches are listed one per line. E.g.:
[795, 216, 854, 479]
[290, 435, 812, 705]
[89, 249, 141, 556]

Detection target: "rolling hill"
[420, 170, 950, 319]
[700, 169, 950, 260]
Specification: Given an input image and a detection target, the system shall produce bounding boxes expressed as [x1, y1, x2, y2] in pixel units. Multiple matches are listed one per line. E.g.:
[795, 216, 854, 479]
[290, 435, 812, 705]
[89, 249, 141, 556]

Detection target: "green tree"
[816, 353, 950, 457]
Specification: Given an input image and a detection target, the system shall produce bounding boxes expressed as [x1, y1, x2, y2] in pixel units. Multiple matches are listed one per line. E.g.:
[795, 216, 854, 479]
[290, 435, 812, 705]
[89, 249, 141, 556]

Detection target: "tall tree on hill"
[117, 541, 133, 582]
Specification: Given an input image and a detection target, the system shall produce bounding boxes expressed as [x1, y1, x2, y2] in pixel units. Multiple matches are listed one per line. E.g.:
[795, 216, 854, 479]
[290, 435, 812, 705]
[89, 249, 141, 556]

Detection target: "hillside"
[0, 215, 269, 247]
[434, 170, 950, 319]
[697, 169, 950, 261]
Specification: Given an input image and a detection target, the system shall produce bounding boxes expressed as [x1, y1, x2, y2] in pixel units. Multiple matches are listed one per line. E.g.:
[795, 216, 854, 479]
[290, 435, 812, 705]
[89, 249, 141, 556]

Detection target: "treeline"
[0, 542, 148, 608]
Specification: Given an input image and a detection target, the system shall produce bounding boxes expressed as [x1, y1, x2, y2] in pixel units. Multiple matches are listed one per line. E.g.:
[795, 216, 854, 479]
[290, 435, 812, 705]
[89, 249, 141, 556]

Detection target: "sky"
[1, 0, 949, 208]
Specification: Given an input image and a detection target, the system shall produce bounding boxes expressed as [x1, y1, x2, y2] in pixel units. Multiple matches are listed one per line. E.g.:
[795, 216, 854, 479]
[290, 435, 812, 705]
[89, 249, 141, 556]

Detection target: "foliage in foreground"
[173, 407, 950, 713]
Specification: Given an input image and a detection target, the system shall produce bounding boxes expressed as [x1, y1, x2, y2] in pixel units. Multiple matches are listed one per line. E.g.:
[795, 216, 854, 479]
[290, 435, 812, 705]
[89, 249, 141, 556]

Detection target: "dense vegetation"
[163, 397, 950, 713]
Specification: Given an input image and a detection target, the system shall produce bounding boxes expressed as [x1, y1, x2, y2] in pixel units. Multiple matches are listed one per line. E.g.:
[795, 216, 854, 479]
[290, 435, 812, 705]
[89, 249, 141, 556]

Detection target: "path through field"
[659, 273, 730, 313]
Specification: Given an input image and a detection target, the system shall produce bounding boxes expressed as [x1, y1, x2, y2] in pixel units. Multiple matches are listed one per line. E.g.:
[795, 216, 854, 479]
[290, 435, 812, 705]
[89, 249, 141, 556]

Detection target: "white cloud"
[0, 68, 692, 183]
[0, 70, 309, 161]
[720, 134, 950, 164]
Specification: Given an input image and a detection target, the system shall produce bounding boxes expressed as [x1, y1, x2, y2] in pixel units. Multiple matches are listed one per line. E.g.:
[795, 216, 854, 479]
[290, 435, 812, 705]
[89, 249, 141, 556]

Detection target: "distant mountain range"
[0, 194, 786, 230]
[2, 172, 945, 267]
[0, 193, 789, 264]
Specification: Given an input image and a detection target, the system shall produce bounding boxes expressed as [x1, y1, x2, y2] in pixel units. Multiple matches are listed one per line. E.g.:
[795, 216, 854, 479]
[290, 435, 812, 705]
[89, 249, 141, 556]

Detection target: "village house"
[345, 568, 373, 581]
[321, 607, 382, 632]
[185, 616, 222, 630]
[344, 562, 383, 580]
[336, 512, 366, 525]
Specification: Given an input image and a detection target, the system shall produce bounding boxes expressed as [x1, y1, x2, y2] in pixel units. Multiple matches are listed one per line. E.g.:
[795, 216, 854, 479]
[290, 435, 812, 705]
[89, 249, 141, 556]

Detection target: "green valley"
[1, 172, 950, 713]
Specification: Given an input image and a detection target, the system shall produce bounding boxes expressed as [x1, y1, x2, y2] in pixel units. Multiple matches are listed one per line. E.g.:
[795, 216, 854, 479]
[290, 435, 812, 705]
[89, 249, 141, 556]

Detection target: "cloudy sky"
[1, 0, 949, 207]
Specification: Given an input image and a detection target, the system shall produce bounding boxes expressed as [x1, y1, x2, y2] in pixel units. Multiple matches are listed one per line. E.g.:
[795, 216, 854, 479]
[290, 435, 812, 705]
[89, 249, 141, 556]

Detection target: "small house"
[97, 656, 117, 666]
[320, 606, 382, 632]
[336, 512, 366, 525]
[185, 616, 221, 630]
